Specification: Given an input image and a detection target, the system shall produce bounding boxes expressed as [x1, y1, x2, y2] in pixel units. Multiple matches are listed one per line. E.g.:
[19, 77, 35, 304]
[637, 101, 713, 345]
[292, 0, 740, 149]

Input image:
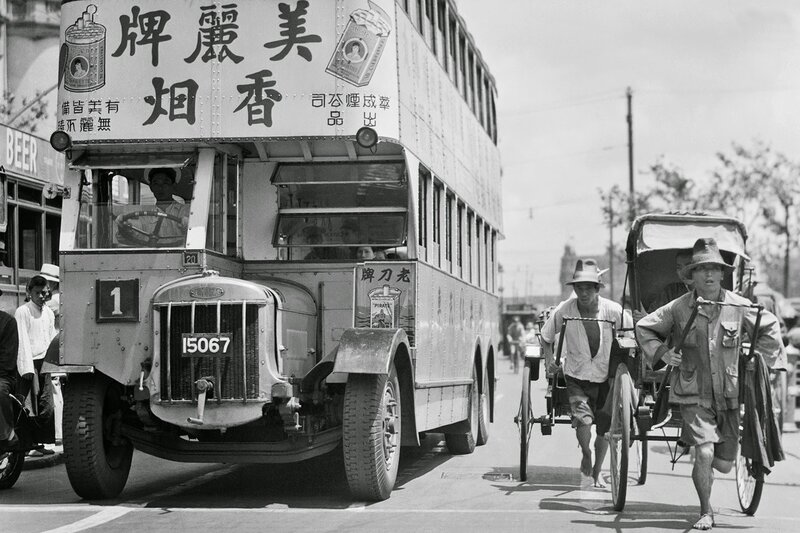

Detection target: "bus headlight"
[355, 127, 378, 149]
[50, 131, 72, 152]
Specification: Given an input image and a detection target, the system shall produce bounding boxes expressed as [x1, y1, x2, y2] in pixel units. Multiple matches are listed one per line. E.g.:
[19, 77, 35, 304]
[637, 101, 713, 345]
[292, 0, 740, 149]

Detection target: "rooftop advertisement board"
[56, 0, 400, 143]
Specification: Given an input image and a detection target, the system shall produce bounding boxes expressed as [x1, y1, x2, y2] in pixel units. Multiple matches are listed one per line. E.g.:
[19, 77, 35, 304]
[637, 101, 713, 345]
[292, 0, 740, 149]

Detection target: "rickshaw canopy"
[627, 213, 748, 260]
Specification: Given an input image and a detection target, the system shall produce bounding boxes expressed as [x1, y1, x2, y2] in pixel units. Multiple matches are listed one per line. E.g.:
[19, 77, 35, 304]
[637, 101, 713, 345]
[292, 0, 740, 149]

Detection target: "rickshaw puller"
[541, 259, 624, 489]
[636, 238, 782, 531]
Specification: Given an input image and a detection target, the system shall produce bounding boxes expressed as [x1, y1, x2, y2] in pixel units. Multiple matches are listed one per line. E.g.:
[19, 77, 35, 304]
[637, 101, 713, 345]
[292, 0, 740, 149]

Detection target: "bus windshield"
[76, 156, 196, 249]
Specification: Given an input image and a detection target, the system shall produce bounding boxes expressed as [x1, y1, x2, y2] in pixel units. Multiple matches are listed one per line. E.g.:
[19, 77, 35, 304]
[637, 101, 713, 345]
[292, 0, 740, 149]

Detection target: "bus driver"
[115, 167, 189, 246]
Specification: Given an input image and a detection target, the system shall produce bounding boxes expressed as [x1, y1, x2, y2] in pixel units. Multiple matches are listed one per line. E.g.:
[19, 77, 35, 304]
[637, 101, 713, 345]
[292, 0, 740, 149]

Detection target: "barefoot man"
[541, 258, 623, 488]
[637, 238, 782, 530]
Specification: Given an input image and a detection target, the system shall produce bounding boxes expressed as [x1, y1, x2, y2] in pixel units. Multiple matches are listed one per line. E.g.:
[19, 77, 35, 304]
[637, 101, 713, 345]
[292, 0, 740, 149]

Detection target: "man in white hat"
[540, 258, 624, 488]
[39, 263, 60, 332]
[637, 238, 783, 530]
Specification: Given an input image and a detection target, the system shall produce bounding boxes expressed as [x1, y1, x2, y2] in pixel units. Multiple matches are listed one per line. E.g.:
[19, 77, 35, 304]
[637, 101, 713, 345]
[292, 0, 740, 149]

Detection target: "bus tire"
[477, 368, 490, 446]
[64, 373, 133, 499]
[445, 371, 479, 455]
[343, 366, 402, 501]
[0, 450, 25, 490]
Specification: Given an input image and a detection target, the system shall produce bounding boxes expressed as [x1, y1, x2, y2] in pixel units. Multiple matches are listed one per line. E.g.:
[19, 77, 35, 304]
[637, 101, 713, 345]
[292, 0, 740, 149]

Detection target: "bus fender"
[333, 328, 409, 375]
[334, 328, 418, 446]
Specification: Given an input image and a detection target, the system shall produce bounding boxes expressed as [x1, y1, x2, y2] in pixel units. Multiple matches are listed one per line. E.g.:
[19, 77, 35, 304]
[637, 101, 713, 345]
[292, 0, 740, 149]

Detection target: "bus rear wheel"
[445, 371, 479, 455]
[343, 367, 402, 501]
[64, 373, 133, 499]
[477, 369, 490, 446]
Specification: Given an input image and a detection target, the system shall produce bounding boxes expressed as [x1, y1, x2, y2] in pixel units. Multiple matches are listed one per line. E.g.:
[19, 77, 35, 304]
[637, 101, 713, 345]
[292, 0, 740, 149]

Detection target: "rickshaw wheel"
[609, 364, 632, 511]
[0, 450, 25, 489]
[517, 363, 533, 481]
[634, 426, 648, 485]
[735, 443, 763, 515]
[343, 366, 402, 501]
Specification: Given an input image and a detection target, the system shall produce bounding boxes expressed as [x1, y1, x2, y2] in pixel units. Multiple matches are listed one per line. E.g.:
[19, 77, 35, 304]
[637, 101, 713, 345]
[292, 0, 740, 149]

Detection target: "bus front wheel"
[64, 373, 133, 499]
[343, 367, 402, 501]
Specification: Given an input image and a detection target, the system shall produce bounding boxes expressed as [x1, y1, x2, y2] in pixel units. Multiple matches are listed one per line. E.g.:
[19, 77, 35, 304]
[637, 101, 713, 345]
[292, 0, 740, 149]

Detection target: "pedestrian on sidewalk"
[540, 258, 623, 489]
[15, 275, 58, 456]
[39, 263, 64, 446]
[636, 238, 783, 531]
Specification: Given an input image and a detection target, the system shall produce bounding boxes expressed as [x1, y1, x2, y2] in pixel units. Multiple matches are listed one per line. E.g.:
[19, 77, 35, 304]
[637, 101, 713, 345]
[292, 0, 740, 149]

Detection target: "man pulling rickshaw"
[541, 258, 624, 488]
[637, 237, 783, 530]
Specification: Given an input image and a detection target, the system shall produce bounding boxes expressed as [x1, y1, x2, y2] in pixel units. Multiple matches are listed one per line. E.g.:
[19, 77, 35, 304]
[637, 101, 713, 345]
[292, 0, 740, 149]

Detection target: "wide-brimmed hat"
[565, 258, 607, 287]
[681, 238, 734, 278]
[40, 263, 60, 283]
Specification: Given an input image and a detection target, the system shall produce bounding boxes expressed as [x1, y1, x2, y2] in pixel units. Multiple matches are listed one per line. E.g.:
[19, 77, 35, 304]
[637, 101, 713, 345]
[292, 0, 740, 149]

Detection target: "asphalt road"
[3, 359, 800, 532]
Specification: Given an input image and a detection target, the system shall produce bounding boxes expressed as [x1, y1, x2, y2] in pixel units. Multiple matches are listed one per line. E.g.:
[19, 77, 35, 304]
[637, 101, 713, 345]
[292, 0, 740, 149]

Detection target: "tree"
[598, 141, 800, 295]
[707, 142, 800, 295]
[0, 90, 50, 133]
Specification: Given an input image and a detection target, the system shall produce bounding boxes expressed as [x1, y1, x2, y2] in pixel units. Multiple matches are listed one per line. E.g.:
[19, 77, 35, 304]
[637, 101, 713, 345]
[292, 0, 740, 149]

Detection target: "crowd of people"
[0, 264, 61, 456]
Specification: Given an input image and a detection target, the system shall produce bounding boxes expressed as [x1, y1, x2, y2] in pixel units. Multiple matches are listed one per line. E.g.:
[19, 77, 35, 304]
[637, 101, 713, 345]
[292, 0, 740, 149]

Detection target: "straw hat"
[565, 258, 607, 287]
[681, 238, 734, 278]
[40, 263, 60, 283]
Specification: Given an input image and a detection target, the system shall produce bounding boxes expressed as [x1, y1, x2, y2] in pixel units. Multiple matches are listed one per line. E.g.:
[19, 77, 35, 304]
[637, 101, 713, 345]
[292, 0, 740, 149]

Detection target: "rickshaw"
[516, 213, 773, 514]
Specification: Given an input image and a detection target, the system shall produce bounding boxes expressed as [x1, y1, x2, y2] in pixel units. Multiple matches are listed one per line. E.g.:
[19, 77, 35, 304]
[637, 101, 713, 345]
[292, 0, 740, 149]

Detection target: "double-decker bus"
[50, 0, 501, 500]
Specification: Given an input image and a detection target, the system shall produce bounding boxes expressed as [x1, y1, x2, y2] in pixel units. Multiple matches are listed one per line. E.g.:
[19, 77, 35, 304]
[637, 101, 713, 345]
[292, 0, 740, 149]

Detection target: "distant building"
[0, 1, 64, 311]
[1, 0, 60, 133]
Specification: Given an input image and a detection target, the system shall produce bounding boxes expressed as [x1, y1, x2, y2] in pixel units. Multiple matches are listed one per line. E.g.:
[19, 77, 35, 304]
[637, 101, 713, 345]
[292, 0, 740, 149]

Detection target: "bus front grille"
[158, 302, 260, 401]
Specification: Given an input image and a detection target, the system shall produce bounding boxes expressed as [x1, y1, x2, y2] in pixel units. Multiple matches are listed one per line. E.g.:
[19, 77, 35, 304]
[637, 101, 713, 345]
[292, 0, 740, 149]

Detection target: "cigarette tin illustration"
[325, 1, 391, 87]
[369, 285, 402, 328]
[64, 4, 106, 93]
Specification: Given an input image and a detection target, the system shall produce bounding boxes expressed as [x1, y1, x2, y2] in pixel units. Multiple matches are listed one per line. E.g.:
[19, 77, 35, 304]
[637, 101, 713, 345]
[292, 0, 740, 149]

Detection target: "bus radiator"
[157, 302, 260, 402]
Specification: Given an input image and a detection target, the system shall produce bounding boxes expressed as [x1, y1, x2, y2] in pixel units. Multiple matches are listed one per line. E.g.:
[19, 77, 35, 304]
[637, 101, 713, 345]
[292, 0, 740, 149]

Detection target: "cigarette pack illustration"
[63, 4, 106, 93]
[369, 285, 402, 328]
[325, 1, 391, 87]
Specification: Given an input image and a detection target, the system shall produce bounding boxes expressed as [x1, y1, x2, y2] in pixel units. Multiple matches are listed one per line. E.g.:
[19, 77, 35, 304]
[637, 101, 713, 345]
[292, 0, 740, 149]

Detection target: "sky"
[454, 0, 800, 297]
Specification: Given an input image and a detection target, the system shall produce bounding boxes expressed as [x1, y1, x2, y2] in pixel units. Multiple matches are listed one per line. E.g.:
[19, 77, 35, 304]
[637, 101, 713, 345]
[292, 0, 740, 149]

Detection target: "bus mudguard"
[333, 327, 409, 375]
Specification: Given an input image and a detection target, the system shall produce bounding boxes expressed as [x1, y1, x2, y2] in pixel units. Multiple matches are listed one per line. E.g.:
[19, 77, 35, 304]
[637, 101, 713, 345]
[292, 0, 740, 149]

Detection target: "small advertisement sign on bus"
[56, 0, 400, 143]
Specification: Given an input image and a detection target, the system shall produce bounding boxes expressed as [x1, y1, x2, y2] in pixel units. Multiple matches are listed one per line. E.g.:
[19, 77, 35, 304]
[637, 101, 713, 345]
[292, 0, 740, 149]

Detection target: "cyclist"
[506, 316, 525, 373]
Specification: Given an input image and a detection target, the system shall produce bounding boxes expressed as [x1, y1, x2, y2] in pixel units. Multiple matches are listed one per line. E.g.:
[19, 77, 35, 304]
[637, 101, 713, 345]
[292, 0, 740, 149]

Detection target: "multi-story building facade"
[0, 0, 64, 311]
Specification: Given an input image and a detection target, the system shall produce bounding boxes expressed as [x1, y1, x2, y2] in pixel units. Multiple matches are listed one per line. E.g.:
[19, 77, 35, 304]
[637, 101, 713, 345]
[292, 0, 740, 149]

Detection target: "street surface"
[3, 360, 800, 532]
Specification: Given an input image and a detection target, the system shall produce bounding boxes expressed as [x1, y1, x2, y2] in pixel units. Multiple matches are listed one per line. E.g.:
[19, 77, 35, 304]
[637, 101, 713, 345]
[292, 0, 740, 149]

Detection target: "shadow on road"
[122, 432, 457, 510]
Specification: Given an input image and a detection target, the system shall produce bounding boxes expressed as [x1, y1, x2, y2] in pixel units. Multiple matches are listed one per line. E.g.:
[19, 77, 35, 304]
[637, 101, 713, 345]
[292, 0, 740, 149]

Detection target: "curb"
[23, 452, 65, 471]
[22, 446, 65, 471]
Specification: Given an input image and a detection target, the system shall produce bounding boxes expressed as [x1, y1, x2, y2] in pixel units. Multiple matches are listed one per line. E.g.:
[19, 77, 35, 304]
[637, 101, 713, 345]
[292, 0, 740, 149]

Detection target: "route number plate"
[181, 333, 233, 357]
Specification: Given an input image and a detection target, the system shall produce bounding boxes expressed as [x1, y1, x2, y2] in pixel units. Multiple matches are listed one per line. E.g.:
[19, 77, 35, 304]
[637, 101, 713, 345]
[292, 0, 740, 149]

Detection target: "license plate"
[181, 333, 233, 357]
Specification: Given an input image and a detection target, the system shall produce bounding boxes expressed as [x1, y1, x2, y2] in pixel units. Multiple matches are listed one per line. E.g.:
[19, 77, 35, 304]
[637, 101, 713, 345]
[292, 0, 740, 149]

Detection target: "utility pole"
[607, 195, 615, 299]
[626, 86, 634, 225]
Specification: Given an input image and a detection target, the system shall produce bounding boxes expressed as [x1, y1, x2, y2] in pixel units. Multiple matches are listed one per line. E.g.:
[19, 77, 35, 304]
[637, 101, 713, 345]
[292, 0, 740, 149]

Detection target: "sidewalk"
[21, 443, 64, 471]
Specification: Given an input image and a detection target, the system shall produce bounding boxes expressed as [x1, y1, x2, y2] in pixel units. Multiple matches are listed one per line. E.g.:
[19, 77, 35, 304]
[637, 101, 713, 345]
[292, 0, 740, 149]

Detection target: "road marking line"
[3, 506, 799, 522]
[40, 507, 133, 533]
